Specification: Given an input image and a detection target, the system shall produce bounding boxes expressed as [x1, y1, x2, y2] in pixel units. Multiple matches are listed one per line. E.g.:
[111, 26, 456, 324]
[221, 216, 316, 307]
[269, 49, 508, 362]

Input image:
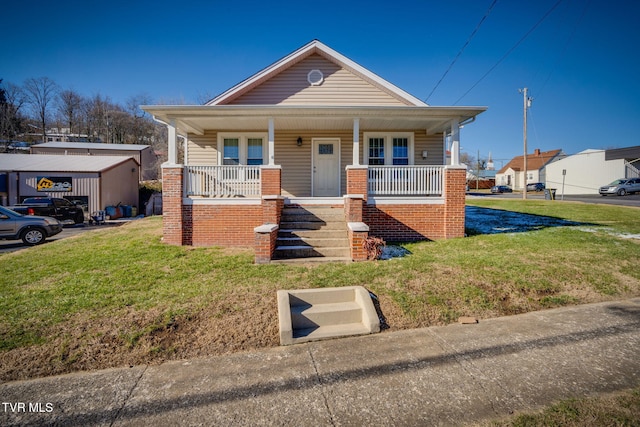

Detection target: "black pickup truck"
[11, 197, 85, 224]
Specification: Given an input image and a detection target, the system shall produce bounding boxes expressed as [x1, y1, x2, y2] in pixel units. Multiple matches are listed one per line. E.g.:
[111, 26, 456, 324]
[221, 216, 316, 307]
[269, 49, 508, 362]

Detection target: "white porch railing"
[185, 165, 261, 198]
[368, 165, 444, 196]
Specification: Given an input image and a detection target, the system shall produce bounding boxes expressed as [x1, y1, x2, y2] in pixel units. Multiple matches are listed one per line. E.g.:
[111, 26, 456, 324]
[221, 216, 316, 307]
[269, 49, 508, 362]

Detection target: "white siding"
[546, 150, 625, 195]
[228, 54, 410, 106]
[187, 132, 219, 166]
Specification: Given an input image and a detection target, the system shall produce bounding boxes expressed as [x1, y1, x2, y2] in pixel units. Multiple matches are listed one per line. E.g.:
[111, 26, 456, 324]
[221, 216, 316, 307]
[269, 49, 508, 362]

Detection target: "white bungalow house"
[143, 40, 486, 263]
[495, 148, 564, 191]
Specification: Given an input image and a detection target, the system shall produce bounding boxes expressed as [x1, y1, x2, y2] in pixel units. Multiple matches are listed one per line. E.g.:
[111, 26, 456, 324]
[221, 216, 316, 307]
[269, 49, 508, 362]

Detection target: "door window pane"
[318, 144, 334, 155]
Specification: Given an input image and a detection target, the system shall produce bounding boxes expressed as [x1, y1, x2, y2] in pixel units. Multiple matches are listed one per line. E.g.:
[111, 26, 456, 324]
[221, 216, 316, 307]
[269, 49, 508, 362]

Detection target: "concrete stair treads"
[273, 205, 350, 262]
[277, 286, 381, 345]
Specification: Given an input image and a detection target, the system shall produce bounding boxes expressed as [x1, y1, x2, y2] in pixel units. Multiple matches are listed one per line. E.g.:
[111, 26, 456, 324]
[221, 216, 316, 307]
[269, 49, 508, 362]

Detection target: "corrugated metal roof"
[32, 142, 150, 151]
[0, 154, 137, 172]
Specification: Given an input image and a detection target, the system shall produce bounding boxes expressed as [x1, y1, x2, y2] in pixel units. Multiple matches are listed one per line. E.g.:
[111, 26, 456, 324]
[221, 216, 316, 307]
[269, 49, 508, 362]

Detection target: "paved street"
[468, 192, 640, 207]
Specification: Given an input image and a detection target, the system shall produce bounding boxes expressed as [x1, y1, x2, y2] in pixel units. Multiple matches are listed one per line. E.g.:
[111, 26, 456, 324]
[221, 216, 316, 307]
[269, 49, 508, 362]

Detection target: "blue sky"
[3, 0, 639, 165]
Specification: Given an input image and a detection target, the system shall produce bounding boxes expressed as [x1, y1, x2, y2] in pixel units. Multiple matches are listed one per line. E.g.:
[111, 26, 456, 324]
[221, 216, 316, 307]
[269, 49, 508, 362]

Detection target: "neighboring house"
[546, 146, 640, 195]
[496, 148, 564, 190]
[143, 40, 486, 263]
[0, 154, 139, 214]
[31, 142, 158, 180]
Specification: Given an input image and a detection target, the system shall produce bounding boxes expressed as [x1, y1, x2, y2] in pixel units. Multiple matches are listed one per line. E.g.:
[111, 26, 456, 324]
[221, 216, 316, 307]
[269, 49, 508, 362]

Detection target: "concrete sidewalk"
[2, 298, 639, 426]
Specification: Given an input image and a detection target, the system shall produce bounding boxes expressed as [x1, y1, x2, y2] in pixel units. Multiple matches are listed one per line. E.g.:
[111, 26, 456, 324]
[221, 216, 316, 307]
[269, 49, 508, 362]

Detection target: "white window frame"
[217, 133, 268, 166]
[363, 132, 414, 166]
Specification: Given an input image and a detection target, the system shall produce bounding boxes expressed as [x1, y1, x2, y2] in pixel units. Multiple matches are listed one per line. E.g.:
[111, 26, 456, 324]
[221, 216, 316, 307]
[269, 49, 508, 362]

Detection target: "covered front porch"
[148, 105, 481, 262]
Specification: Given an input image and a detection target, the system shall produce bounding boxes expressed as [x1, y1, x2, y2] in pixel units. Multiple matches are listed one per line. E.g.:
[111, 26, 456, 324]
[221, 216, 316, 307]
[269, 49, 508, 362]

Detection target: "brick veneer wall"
[443, 166, 467, 239]
[361, 166, 467, 242]
[161, 165, 184, 245]
[183, 204, 263, 247]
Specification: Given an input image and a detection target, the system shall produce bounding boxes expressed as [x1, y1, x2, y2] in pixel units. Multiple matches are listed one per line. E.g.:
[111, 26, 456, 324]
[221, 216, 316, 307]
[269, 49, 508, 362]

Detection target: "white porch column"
[167, 118, 178, 165]
[450, 118, 460, 165]
[352, 118, 360, 165]
[268, 118, 275, 166]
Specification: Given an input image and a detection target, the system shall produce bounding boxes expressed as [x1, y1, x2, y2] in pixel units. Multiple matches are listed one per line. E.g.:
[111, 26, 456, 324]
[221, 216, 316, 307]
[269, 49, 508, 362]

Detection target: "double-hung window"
[364, 133, 414, 165]
[218, 133, 267, 166]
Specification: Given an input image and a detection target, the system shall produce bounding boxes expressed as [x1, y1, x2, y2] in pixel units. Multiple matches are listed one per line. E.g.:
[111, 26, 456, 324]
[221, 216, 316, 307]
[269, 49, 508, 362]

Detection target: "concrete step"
[276, 237, 349, 248]
[273, 245, 351, 259]
[278, 229, 347, 239]
[270, 257, 352, 264]
[279, 221, 346, 231]
[292, 323, 372, 340]
[291, 301, 362, 329]
[277, 286, 381, 345]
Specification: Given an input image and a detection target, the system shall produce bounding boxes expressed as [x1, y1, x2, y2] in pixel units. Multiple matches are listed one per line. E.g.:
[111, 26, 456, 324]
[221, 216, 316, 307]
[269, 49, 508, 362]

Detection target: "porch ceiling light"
[297, 137, 303, 147]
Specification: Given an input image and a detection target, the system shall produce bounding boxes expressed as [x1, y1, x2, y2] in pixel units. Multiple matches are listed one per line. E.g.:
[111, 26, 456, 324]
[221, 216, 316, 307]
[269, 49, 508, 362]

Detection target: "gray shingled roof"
[32, 142, 150, 151]
[0, 154, 138, 172]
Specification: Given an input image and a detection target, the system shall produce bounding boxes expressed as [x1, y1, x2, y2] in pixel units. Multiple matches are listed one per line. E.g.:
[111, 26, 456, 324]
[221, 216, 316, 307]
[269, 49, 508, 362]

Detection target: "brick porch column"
[348, 222, 369, 262]
[444, 165, 467, 239]
[260, 165, 282, 196]
[262, 195, 284, 224]
[346, 165, 368, 201]
[346, 165, 369, 261]
[254, 224, 278, 264]
[161, 163, 184, 245]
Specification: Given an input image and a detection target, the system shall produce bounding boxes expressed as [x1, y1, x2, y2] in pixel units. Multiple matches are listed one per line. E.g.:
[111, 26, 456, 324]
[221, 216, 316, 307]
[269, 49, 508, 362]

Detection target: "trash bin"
[544, 189, 557, 200]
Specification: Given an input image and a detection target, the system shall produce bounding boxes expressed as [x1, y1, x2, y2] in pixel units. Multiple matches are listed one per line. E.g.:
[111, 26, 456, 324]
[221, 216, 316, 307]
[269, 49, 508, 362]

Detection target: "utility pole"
[476, 149, 480, 191]
[519, 88, 532, 200]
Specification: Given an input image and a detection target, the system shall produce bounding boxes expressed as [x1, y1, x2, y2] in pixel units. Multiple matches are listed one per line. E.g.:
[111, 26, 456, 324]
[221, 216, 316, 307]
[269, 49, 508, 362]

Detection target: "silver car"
[599, 178, 640, 196]
[0, 206, 63, 245]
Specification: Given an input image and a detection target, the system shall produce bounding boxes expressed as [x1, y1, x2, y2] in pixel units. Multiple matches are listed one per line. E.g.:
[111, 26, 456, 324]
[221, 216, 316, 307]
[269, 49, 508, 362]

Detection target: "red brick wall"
[161, 166, 184, 245]
[183, 204, 263, 247]
[255, 227, 278, 264]
[346, 167, 368, 200]
[364, 166, 467, 242]
[364, 203, 446, 241]
[261, 167, 281, 196]
[444, 167, 467, 239]
[349, 228, 368, 261]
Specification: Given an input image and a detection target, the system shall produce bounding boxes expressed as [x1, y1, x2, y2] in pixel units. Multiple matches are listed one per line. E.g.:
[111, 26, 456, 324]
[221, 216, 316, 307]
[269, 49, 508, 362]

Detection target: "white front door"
[312, 138, 340, 197]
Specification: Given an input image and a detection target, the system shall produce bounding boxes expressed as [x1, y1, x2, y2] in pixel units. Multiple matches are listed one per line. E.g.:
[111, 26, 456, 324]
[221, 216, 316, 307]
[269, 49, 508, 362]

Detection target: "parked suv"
[526, 183, 545, 192]
[0, 206, 62, 245]
[599, 178, 640, 196]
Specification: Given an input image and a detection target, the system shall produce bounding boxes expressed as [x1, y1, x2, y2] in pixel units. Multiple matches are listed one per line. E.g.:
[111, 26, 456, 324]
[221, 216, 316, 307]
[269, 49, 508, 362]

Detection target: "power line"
[425, 0, 498, 103]
[453, 0, 565, 105]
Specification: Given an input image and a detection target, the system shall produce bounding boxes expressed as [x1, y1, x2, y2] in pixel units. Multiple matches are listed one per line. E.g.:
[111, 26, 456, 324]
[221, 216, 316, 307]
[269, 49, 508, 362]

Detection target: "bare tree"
[57, 89, 83, 136]
[23, 77, 58, 142]
[0, 80, 26, 151]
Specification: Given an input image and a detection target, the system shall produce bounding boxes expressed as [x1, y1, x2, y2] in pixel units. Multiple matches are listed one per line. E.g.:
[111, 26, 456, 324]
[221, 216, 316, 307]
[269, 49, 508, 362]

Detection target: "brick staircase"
[273, 205, 350, 262]
[277, 286, 381, 345]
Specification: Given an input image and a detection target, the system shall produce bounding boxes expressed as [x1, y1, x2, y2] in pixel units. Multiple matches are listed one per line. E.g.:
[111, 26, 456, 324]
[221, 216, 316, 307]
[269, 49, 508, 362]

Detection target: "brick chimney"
[534, 148, 541, 156]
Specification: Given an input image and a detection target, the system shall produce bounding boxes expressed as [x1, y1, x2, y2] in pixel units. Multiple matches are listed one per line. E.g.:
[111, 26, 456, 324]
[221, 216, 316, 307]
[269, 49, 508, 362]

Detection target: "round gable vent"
[307, 69, 324, 86]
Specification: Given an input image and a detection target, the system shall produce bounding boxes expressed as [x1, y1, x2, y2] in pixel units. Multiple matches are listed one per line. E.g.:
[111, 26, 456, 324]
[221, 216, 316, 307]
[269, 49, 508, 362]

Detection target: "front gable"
[227, 54, 409, 106]
[208, 40, 426, 107]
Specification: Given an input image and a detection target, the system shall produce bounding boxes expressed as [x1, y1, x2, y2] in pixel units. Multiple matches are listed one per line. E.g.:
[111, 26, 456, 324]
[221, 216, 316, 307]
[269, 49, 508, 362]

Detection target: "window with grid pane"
[223, 138, 239, 165]
[392, 137, 409, 165]
[247, 138, 263, 165]
[368, 137, 385, 165]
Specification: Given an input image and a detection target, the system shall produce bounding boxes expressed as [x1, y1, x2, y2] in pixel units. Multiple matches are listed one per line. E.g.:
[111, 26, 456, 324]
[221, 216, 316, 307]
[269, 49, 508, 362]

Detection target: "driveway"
[0, 221, 126, 255]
